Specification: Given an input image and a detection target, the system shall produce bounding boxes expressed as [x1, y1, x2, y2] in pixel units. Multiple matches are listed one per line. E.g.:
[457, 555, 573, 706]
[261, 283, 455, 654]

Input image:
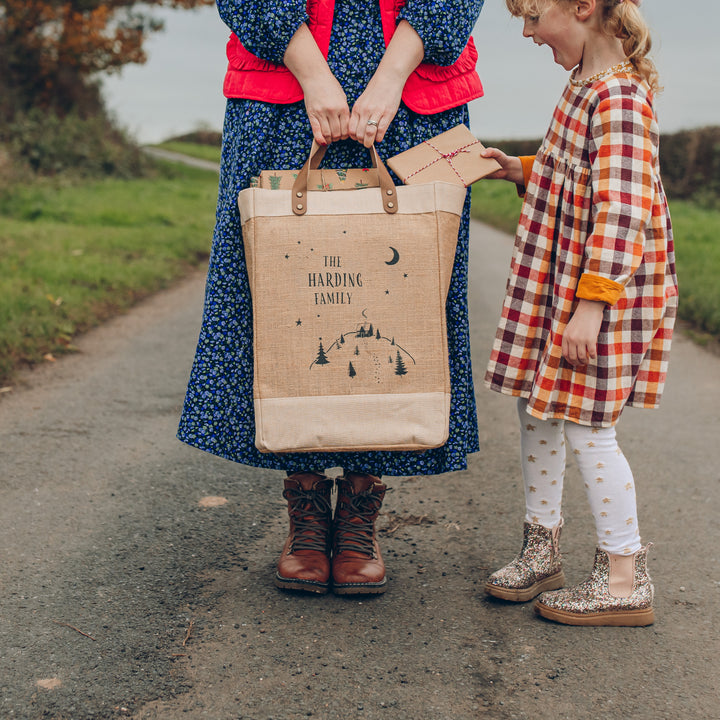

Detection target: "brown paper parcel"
[238, 181, 467, 453]
[387, 124, 501, 187]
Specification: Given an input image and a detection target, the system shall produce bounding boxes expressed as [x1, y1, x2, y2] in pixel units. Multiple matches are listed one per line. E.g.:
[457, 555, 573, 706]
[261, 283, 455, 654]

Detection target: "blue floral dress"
[178, 0, 484, 475]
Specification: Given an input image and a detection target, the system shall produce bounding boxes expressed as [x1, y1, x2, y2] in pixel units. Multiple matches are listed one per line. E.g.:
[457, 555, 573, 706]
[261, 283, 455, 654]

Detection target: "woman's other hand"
[350, 20, 424, 148]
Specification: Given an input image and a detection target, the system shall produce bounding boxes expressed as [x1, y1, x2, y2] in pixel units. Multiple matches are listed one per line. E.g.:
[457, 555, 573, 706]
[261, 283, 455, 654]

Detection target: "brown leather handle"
[291, 141, 398, 216]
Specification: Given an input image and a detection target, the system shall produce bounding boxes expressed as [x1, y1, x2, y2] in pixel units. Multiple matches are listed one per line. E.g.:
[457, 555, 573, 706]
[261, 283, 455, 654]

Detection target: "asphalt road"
[1, 220, 718, 720]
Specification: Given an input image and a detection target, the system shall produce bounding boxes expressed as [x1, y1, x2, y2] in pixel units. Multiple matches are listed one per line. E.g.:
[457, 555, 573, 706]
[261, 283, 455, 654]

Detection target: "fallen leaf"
[198, 496, 228, 508]
[43, 353, 57, 362]
[37, 678, 62, 690]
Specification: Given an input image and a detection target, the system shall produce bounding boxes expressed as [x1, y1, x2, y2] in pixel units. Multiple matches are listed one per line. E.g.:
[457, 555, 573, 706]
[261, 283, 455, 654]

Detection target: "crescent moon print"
[385, 247, 400, 265]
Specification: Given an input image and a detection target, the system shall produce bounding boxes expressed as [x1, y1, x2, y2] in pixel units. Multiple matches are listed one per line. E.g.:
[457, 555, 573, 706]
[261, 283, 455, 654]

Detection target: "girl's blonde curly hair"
[506, 0, 660, 93]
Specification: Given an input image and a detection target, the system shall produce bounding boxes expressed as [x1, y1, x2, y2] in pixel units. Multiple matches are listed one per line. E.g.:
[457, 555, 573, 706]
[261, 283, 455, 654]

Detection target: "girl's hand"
[562, 299, 605, 367]
[481, 147, 524, 184]
[349, 71, 404, 148]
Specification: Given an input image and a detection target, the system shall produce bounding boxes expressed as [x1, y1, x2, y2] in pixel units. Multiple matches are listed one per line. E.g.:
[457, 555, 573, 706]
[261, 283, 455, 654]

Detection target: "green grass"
[154, 141, 222, 164]
[0, 161, 218, 384]
[470, 180, 720, 339]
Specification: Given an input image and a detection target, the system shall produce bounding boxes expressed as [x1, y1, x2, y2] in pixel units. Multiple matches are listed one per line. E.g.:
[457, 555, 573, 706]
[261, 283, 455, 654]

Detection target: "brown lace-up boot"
[275, 472, 333, 594]
[331, 472, 387, 595]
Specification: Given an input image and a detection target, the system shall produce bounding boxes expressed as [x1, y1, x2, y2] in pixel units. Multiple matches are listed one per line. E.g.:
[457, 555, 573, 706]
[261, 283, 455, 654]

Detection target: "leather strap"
[292, 141, 398, 216]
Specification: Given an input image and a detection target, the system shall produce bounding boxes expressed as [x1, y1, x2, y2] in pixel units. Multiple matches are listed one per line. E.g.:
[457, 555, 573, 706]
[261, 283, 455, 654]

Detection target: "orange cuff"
[516, 155, 536, 197]
[576, 274, 625, 305]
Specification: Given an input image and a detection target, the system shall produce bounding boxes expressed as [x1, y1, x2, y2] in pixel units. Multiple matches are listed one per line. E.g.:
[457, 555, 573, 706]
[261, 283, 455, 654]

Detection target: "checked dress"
[485, 68, 679, 427]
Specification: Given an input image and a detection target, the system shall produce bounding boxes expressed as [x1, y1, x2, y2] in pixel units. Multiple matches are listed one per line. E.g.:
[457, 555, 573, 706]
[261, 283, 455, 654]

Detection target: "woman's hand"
[349, 72, 404, 148]
[302, 73, 351, 145]
[481, 147, 524, 184]
[562, 299, 605, 367]
[350, 20, 424, 148]
[284, 23, 350, 146]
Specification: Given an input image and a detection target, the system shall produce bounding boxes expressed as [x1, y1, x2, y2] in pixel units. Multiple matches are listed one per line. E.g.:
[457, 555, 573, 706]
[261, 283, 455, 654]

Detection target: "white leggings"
[517, 398, 641, 555]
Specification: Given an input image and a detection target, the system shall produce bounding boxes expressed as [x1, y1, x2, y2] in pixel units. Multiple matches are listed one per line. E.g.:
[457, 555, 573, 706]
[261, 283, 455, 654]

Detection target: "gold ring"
[367, 119, 379, 127]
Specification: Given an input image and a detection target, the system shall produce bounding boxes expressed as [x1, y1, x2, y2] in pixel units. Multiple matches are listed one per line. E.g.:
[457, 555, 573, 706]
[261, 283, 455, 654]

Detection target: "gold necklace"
[570, 60, 633, 87]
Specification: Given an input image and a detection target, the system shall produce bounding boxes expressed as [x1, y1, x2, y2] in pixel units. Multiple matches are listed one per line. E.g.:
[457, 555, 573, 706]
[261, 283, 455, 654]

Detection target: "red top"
[222, 0, 484, 115]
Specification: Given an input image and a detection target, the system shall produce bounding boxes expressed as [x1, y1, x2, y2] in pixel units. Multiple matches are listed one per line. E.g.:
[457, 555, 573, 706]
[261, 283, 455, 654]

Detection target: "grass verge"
[154, 141, 222, 164]
[0, 161, 218, 386]
[470, 180, 720, 340]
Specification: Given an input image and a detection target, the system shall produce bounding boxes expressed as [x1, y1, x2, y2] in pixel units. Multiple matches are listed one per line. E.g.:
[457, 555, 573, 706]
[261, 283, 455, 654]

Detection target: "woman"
[178, 0, 485, 595]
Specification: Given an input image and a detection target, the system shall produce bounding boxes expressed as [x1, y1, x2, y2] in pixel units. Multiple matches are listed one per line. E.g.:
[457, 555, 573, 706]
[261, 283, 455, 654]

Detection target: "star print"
[550, 450, 558, 456]
[385, 289, 389, 294]
[596, 477, 604, 484]
[529, 486, 537, 493]
[600, 511, 608, 517]
[551, 510, 556, 515]
[602, 497, 611, 504]
[539, 440, 547, 445]
[625, 483, 633, 490]
[586, 441, 596, 448]
[526, 424, 536, 431]
[596, 462, 605, 469]
[532, 515, 540, 523]
[527, 455, 537, 463]
[551, 480, 558, 486]
[551, 421, 560, 427]
[403, 273, 408, 278]
[574, 449, 581, 455]
[296, 319, 302, 326]
[605, 529, 612, 535]
[591, 427, 600, 434]
[540, 500, 548, 505]
[626, 518, 634, 526]
[602, 541, 609, 546]
[285, 254, 290, 259]
[541, 470, 548, 476]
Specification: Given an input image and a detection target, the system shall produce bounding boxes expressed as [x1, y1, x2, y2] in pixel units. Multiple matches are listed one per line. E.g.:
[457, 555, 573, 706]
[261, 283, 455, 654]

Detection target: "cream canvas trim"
[254, 392, 451, 453]
[238, 182, 466, 221]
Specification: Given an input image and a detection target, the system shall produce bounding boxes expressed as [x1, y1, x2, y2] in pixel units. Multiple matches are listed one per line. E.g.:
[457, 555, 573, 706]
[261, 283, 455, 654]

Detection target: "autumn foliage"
[0, 0, 213, 120]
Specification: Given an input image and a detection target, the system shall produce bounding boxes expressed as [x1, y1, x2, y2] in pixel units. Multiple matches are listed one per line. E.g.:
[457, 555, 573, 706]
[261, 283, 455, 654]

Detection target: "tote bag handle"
[291, 141, 398, 216]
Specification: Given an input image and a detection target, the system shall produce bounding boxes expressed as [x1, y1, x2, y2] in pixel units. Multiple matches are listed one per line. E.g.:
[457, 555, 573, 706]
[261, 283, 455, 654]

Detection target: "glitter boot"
[485, 521, 564, 602]
[535, 545, 654, 626]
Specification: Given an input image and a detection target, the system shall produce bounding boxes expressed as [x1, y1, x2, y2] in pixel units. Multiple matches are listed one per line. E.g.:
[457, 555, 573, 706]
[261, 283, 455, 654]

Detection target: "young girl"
[481, 0, 678, 625]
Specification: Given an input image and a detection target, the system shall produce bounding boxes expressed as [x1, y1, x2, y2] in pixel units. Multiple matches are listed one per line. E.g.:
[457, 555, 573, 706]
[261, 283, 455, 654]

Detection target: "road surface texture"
[1, 221, 718, 719]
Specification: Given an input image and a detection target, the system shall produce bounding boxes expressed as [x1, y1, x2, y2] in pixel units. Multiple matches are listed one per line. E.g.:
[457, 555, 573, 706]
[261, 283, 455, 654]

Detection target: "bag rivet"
[296, 204, 304, 210]
[387, 202, 394, 209]
[296, 192, 303, 198]
[386, 189, 393, 195]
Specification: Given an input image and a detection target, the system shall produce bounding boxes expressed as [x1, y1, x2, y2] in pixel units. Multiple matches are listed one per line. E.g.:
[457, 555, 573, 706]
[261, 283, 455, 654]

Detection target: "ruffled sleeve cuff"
[576, 273, 625, 305]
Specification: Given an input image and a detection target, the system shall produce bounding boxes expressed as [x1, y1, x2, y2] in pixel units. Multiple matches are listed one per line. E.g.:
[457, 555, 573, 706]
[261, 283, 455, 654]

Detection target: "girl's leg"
[563, 423, 641, 555]
[517, 398, 566, 528]
[485, 399, 565, 601]
[534, 422, 653, 626]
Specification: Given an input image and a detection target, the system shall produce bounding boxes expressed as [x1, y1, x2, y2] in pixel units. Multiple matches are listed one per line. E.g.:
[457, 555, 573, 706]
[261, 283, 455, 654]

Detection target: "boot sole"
[534, 601, 655, 626]
[275, 574, 329, 595]
[485, 571, 565, 602]
[332, 579, 387, 596]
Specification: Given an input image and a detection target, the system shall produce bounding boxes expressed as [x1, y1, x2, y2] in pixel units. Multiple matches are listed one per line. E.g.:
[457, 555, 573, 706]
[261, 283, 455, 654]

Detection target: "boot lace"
[334, 492, 382, 557]
[284, 486, 332, 553]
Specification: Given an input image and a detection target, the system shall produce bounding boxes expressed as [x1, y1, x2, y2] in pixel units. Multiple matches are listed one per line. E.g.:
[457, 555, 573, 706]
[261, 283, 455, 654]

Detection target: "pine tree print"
[348, 361, 356, 378]
[395, 351, 408, 376]
[315, 340, 330, 365]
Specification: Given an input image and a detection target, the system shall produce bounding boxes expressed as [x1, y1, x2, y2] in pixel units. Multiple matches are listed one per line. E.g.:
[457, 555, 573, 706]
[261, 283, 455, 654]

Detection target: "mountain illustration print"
[310, 315, 415, 384]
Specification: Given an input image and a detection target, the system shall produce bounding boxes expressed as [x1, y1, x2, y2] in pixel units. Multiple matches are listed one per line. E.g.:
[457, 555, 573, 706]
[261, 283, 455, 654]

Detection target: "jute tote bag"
[238, 142, 466, 453]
